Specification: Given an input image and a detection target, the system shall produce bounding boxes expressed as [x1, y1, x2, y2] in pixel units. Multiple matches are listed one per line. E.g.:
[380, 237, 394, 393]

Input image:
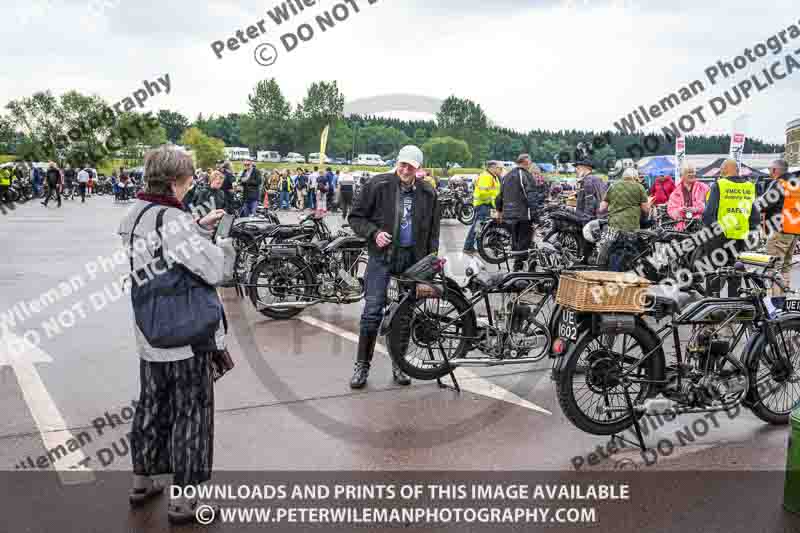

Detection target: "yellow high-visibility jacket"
[473, 171, 500, 207]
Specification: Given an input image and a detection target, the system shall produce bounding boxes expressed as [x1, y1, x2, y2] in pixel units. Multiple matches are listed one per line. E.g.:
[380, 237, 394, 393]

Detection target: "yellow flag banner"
[319, 125, 330, 166]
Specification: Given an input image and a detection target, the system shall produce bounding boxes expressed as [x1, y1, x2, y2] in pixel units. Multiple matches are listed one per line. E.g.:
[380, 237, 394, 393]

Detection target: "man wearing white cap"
[348, 145, 441, 389]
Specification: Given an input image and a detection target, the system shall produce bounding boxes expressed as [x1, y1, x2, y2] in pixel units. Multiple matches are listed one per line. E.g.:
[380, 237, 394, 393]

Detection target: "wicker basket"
[556, 270, 652, 313]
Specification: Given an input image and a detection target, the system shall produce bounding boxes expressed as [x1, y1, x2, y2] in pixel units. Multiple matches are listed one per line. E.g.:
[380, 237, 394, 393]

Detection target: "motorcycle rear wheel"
[477, 223, 511, 265]
[248, 256, 314, 320]
[556, 323, 662, 435]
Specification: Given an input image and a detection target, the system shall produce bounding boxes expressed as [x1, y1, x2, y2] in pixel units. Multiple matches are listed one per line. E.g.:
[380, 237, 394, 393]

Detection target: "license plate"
[784, 299, 800, 313]
[559, 309, 578, 342]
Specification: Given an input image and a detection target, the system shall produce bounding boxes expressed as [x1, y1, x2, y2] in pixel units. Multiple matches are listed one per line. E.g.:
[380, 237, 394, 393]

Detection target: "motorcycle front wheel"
[746, 319, 800, 424]
[457, 204, 475, 225]
[387, 287, 477, 380]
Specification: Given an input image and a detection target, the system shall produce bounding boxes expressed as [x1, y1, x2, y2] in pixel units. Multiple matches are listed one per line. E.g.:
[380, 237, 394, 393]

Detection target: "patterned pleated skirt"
[131, 352, 214, 487]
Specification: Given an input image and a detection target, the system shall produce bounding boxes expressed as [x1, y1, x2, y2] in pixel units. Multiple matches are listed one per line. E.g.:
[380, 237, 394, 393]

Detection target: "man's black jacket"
[495, 167, 538, 222]
[240, 167, 262, 202]
[348, 172, 441, 261]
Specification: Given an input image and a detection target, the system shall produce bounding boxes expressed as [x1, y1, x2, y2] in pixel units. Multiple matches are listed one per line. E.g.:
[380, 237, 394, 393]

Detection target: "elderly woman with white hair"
[666, 162, 709, 231]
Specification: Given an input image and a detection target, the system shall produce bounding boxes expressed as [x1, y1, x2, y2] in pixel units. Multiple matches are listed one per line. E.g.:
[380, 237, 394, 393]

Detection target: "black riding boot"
[392, 362, 411, 386]
[350, 332, 377, 389]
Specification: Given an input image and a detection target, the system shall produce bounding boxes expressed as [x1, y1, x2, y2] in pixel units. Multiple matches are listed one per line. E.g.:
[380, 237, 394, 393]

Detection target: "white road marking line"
[0, 329, 94, 485]
[299, 316, 551, 415]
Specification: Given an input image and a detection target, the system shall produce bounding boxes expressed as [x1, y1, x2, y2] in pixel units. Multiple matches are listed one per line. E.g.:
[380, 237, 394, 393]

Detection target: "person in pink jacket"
[667, 163, 709, 230]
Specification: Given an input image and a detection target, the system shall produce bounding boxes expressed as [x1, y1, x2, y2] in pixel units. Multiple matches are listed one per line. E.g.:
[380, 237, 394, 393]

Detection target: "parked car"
[354, 154, 385, 166]
[383, 159, 396, 167]
[283, 152, 306, 164]
[257, 150, 282, 163]
[308, 152, 332, 164]
[332, 157, 348, 165]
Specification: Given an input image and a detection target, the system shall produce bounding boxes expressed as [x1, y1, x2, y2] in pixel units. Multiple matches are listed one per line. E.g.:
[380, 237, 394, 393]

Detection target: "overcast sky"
[2, 0, 798, 145]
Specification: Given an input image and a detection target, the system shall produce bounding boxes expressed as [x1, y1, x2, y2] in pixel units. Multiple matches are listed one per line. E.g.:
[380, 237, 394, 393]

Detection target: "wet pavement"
[2, 196, 800, 531]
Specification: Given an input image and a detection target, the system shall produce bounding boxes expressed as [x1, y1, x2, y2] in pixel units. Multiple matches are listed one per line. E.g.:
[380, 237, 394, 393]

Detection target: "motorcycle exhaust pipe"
[260, 300, 319, 309]
[600, 398, 742, 416]
[446, 355, 548, 366]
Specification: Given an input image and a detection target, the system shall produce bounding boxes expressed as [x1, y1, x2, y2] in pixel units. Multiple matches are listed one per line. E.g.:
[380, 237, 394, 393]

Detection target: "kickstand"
[437, 370, 461, 393]
[622, 383, 647, 451]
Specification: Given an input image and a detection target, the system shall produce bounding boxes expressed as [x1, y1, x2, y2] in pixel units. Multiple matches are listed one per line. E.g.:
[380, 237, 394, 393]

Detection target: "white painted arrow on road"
[0, 327, 94, 485]
[299, 316, 551, 415]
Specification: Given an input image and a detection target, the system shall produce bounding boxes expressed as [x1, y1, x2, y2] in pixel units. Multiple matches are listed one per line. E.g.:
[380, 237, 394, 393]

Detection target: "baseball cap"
[398, 145, 424, 169]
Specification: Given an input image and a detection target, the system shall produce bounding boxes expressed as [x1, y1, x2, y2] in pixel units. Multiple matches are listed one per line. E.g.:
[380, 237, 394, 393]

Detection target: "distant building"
[787, 118, 800, 166]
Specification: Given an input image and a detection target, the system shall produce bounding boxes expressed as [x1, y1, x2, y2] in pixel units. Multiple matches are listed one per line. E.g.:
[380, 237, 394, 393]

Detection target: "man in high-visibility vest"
[0, 165, 12, 204]
[760, 159, 799, 295]
[702, 159, 760, 297]
[463, 160, 502, 254]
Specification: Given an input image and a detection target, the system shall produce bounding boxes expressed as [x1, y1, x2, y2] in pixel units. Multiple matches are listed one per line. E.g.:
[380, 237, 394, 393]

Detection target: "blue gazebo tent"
[638, 156, 676, 189]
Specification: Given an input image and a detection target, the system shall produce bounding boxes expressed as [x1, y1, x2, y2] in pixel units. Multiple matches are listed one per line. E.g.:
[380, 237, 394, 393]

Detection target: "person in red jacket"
[649, 173, 676, 205]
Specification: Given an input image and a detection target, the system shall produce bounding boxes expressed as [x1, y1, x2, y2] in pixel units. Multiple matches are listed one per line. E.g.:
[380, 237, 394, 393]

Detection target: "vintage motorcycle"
[380, 243, 575, 386]
[439, 188, 475, 225]
[552, 264, 800, 441]
[247, 224, 368, 319]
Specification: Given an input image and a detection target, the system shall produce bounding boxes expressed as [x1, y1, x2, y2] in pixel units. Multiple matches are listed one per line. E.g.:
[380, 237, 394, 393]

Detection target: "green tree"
[413, 127, 428, 147]
[435, 95, 488, 167]
[422, 137, 472, 172]
[296, 81, 345, 153]
[180, 127, 225, 169]
[248, 78, 291, 120]
[157, 109, 190, 143]
[196, 114, 241, 146]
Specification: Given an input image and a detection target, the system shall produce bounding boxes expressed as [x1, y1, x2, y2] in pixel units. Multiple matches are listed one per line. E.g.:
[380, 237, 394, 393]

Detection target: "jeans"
[359, 250, 416, 337]
[240, 199, 258, 217]
[280, 191, 290, 209]
[307, 190, 316, 209]
[463, 204, 491, 252]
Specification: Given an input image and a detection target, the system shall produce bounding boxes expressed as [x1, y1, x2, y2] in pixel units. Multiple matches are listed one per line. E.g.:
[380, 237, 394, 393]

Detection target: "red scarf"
[136, 192, 186, 210]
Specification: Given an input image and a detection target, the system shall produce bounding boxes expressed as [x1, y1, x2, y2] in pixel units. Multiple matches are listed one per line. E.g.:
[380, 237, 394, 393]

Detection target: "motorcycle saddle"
[269, 225, 313, 239]
[646, 286, 702, 313]
[472, 271, 510, 289]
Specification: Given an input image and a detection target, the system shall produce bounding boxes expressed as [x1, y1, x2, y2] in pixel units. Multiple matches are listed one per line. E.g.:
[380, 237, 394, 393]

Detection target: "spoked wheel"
[457, 204, 475, 225]
[545, 230, 580, 256]
[387, 287, 477, 380]
[556, 324, 662, 435]
[478, 224, 512, 265]
[747, 319, 800, 424]
[247, 256, 314, 319]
